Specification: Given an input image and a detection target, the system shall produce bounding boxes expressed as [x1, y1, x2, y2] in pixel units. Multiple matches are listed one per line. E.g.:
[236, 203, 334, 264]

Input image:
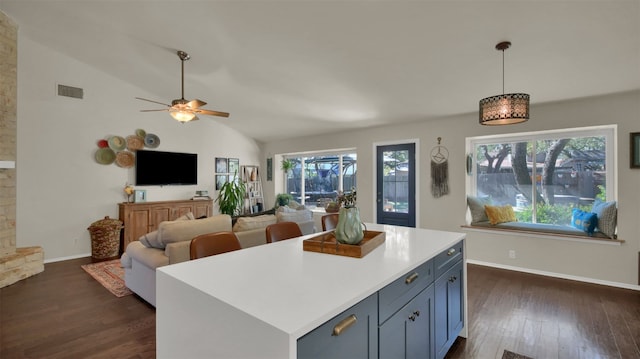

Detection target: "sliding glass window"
[466, 126, 616, 226]
[284, 152, 357, 206]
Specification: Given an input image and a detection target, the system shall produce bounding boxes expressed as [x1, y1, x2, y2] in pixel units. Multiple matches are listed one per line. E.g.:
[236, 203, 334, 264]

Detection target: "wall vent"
[57, 84, 83, 99]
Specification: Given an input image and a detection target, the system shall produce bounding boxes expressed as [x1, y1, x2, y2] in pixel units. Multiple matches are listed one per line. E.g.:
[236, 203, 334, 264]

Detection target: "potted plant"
[275, 193, 293, 208]
[216, 174, 246, 216]
[280, 159, 294, 173]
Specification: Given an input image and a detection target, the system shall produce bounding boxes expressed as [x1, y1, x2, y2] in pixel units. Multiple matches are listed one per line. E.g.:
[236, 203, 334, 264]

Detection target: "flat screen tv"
[135, 150, 197, 186]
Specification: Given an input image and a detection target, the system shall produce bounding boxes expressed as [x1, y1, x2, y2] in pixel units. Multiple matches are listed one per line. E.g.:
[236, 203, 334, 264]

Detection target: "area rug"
[502, 350, 533, 359]
[81, 259, 132, 297]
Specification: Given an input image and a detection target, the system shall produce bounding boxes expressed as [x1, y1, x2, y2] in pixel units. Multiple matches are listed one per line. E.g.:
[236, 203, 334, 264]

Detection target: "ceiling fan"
[136, 50, 229, 123]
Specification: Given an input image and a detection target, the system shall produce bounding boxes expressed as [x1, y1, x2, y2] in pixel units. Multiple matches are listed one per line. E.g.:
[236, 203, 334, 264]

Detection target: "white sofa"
[120, 210, 315, 306]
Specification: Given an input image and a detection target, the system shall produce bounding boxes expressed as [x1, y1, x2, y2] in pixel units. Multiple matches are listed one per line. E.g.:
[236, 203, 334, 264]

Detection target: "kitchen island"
[157, 223, 466, 358]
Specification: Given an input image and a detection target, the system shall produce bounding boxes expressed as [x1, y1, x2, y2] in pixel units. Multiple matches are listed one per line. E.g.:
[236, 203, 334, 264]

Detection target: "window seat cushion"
[469, 221, 612, 239]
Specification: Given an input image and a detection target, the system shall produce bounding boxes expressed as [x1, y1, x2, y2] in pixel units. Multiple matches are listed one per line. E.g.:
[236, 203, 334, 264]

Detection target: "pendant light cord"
[502, 48, 505, 95]
[181, 59, 185, 100]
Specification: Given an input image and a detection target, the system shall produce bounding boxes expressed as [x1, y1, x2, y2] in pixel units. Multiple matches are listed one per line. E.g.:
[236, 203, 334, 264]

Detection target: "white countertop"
[157, 223, 465, 339]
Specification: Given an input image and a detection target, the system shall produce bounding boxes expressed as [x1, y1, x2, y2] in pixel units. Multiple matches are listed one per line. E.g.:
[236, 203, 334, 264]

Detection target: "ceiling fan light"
[170, 109, 196, 122]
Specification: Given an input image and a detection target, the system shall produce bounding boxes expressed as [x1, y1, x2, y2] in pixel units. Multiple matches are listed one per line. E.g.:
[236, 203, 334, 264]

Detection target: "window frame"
[465, 125, 617, 226]
[283, 149, 357, 207]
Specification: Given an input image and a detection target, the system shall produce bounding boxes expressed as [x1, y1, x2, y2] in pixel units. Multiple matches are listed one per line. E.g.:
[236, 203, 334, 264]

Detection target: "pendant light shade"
[479, 42, 530, 125]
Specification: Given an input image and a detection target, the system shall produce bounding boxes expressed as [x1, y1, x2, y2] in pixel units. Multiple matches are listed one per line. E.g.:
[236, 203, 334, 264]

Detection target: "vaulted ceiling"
[2, 1, 639, 142]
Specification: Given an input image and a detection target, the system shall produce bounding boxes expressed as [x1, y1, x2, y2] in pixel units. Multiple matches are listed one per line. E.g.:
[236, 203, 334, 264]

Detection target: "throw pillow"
[276, 209, 313, 223]
[173, 212, 195, 221]
[277, 205, 297, 213]
[139, 230, 161, 248]
[591, 200, 617, 238]
[571, 208, 597, 235]
[232, 214, 277, 232]
[484, 205, 517, 225]
[467, 195, 491, 224]
[138, 212, 194, 248]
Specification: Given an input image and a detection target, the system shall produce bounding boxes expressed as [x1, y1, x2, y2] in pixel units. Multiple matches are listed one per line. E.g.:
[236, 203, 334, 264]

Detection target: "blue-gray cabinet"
[297, 293, 378, 359]
[434, 242, 464, 359]
[298, 240, 464, 359]
[379, 284, 435, 359]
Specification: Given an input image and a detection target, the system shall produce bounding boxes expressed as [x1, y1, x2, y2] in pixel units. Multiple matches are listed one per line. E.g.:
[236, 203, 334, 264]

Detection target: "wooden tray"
[303, 230, 385, 258]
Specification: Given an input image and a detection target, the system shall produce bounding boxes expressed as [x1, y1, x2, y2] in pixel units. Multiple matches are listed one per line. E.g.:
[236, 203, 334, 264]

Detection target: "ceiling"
[1, 1, 639, 142]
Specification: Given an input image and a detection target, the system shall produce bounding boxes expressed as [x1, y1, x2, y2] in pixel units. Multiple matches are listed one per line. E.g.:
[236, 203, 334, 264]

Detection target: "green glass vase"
[335, 207, 364, 245]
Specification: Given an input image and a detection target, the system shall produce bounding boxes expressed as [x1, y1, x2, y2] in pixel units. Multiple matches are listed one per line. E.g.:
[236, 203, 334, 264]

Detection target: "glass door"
[376, 143, 416, 227]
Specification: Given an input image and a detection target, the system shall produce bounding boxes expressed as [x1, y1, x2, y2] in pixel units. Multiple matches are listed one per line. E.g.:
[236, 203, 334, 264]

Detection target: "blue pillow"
[571, 208, 597, 235]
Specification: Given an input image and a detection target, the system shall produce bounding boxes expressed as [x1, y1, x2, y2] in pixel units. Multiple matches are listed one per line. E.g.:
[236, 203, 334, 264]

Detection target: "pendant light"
[479, 41, 530, 125]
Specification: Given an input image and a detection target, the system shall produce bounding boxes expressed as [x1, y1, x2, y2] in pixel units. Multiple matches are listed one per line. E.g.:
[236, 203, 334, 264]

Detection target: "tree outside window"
[469, 127, 614, 226]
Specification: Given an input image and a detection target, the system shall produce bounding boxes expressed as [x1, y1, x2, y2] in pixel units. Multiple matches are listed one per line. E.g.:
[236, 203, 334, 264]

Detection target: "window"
[466, 126, 616, 226]
[284, 152, 357, 206]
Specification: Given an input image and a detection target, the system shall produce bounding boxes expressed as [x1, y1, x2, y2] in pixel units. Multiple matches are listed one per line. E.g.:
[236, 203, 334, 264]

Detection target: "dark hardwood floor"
[446, 265, 640, 359]
[1, 259, 638, 358]
[0, 257, 155, 359]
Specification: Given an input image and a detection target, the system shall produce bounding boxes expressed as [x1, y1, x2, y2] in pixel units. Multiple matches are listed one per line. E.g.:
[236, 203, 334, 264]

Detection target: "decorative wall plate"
[126, 135, 144, 151]
[108, 136, 126, 152]
[144, 133, 160, 148]
[115, 151, 134, 168]
[95, 148, 116, 165]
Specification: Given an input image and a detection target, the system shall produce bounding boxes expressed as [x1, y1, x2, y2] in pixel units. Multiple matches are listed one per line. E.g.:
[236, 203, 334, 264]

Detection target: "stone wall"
[0, 10, 17, 257]
[0, 10, 44, 288]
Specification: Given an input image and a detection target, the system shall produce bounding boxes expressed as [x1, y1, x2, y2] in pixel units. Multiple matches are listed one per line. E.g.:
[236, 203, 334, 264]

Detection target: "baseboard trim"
[467, 259, 640, 292]
[44, 253, 91, 264]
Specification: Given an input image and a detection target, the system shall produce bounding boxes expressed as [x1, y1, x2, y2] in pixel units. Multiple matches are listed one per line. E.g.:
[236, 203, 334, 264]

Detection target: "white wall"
[262, 91, 640, 286]
[15, 36, 261, 261]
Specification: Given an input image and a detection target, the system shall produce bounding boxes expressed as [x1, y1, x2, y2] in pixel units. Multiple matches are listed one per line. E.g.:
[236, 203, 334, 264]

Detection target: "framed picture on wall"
[216, 175, 228, 190]
[215, 157, 228, 173]
[228, 158, 239, 176]
[631, 132, 640, 168]
[266, 157, 273, 181]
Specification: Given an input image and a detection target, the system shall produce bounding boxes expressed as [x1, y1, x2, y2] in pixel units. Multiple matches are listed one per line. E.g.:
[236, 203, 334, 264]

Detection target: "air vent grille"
[57, 84, 83, 99]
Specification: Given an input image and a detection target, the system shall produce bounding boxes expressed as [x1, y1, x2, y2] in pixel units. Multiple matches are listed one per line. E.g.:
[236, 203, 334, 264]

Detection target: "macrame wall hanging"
[430, 137, 449, 198]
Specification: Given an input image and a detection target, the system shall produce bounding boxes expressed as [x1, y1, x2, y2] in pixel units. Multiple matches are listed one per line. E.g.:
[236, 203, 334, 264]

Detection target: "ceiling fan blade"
[196, 109, 230, 118]
[187, 99, 207, 109]
[140, 109, 170, 112]
[135, 97, 171, 107]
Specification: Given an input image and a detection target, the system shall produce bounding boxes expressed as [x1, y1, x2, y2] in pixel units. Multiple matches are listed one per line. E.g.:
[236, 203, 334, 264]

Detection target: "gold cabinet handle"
[332, 314, 357, 336]
[447, 248, 456, 256]
[405, 272, 419, 284]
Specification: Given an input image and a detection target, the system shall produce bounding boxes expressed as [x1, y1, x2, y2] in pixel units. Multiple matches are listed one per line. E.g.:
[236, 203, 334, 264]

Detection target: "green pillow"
[467, 196, 491, 224]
